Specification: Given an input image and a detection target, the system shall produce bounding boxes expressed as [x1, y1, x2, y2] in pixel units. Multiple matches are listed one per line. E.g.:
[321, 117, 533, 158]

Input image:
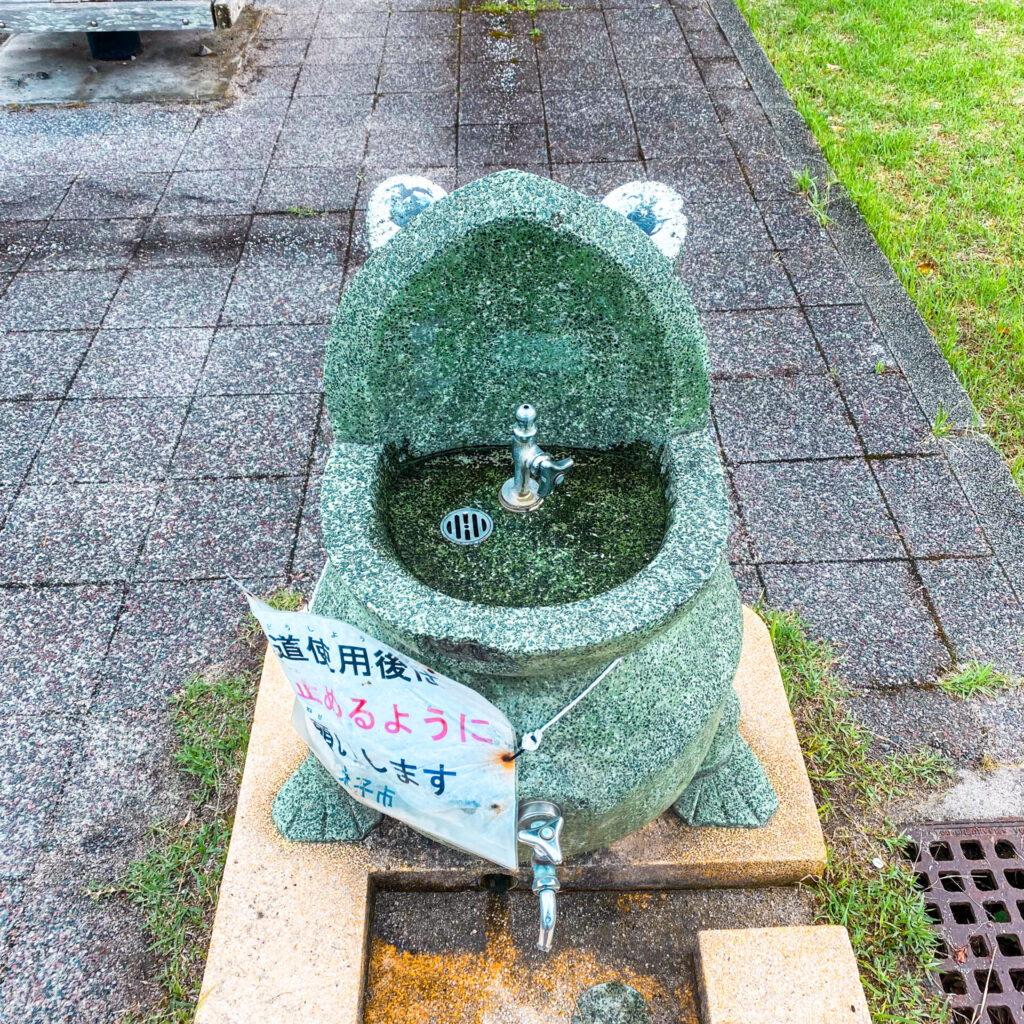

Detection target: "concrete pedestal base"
[196, 607, 830, 1024]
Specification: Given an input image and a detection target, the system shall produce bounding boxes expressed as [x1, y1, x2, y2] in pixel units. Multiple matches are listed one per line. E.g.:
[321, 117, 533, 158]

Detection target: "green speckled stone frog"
[273, 170, 777, 860]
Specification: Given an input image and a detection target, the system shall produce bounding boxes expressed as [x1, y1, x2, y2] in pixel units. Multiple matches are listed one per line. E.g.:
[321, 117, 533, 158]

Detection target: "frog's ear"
[367, 176, 449, 250]
[601, 181, 688, 262]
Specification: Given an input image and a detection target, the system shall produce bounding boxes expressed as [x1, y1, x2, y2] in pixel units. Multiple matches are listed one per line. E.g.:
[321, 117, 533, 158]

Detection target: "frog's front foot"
[273, 754, 382, 842]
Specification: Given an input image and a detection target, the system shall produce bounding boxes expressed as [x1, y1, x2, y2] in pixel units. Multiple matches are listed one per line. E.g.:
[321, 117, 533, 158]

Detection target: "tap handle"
[517, 814, 564, 865]
[533, 455, 574, 500]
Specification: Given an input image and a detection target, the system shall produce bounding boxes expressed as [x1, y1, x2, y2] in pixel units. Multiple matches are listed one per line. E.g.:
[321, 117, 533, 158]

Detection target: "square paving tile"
[25, 219, 144, 272]
[70, 327, 212, 399]
[0, 882, 159, 1022]
[378, 61, 458, 94]
[0, 174, 73, 220]
[549, 161, 646, 196]
[627, 86, 717, 126]
[53, 172, 169, 220]
[314, 8, 388, 36]
[703, 309, 825, 379]
[176, 117, 282, 173]
[0, 330, 91, 401]
[0, 221, 46, 273]
[686, 198, 773, 253]
[139, 476, 303, 579]
[618, 57, 703, 89]
[371, 91, 457, 126]
[93, 577, 260, 710]
[290, 471, 325, 585]
[0, 585, 121, 715]
[221, 264, 342, 325]
[104, 268, 233, 329]
[199, 325, 325, 395]
[458, 123, 549, 166]
[158, 168, 266, 217]
[872, 456, 990, 558]
[917, 557, 1024, 675]
[0, 715, 80, 878]
[760, 560, 951, 686]
[734, 458, 902, 562]
[679, 250, 797, 310]
[133, 215, 249, 269]
[543, 89, 631, 125]
[636, 121, 732, 161]
[0, 271, 120, 331]
[294, 61, 381, 97]
[462, 59, 539, 93]
[712, 375, 860, 462]
[837, 369, 940, 456]
[731, 562, 765, 606]
[271, 126, 367, 170]
[537, 57, 617, 92]
[257, 166, 361, 214]
[804, 304, 891, 373]
[0, 482, 158, 585]
[171, 393, 319, 478]
[759, 197, 830, 249]
[54, 712, 191, 857]
[547, 121, 639, 164]
[29, 398, 188, 484]
[243, 213, 350, 265]
[781, 244, 861, 306]
[0, 402, 57, 485]
[606, 8, 686, 59]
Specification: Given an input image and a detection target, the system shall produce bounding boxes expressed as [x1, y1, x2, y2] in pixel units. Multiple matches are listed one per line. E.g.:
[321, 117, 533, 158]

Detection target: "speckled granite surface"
[285, 170, 775, 854]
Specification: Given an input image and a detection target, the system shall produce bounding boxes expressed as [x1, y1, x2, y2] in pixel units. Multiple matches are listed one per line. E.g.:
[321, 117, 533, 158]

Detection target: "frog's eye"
[602, 181, 688, 262]
[367, 176, 449, 250]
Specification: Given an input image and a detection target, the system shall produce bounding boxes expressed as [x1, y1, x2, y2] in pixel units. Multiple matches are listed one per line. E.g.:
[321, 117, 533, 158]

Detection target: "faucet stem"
[517, 799, 564, 953]
[499, 404, 574, 513]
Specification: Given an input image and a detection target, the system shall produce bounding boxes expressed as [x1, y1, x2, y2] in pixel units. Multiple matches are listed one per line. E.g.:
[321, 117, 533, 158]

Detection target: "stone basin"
[277, 169, 778, 861]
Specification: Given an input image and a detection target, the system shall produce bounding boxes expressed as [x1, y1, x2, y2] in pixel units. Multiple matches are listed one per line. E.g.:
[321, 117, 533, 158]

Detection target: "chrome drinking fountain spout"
[499, 404, 574, 513]
[517, 799, 564, 953]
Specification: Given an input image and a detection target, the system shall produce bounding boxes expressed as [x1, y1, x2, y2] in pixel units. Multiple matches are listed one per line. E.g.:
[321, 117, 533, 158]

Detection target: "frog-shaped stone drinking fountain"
[274, 170, 777, 946]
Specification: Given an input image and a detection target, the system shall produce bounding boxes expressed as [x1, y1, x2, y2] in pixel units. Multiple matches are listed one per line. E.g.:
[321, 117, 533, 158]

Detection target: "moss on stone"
[382, 444, 669, 607]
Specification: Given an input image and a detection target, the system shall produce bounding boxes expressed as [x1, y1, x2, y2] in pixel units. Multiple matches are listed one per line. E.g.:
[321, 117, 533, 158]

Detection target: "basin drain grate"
[440, 508, 493, 546]
[904, 820, 1024, 1024]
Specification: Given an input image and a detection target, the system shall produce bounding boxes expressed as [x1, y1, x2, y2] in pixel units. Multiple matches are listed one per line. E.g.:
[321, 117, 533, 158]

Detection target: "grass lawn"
[735, 0, 1024, 485]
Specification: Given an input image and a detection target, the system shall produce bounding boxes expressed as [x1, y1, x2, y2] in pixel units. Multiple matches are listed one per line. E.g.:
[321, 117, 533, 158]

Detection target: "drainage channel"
[905, 821, 1024, 1024]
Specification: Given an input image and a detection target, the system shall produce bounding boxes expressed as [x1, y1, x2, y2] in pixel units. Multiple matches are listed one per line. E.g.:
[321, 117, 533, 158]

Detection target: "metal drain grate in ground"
[906, 821, 1024, 1023]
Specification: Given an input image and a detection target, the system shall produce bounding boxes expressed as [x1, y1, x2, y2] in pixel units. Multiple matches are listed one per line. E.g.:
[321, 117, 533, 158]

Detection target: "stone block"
[698, 925, 869, 1023]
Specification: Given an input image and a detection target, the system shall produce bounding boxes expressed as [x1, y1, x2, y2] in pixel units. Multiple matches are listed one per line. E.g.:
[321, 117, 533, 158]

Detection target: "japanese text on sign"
[245, 594, 518, 869]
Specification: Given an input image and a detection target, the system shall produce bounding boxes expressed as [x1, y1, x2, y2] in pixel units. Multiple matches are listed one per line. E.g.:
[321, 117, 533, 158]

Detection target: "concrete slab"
[0, 12, 257, 105]
[195, 606, 826, 1024]
[698, 924, 870, 1024]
